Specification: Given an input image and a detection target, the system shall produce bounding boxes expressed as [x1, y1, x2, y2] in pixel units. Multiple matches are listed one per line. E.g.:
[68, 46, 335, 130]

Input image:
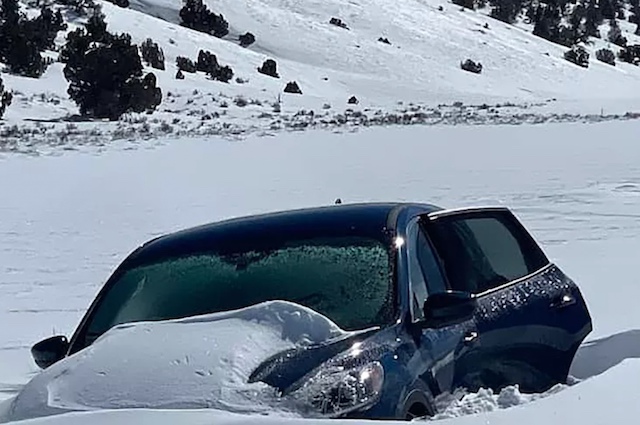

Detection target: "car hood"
[248, 326, 380, 394]
[2, 301, 369, 423]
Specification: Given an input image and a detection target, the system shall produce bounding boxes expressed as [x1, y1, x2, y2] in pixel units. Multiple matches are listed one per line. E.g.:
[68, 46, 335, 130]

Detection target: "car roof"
[124, 202, 442, 268]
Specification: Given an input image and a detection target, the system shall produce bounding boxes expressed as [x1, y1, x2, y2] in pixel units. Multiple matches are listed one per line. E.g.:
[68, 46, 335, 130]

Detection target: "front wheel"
[400, 389, 436, 421]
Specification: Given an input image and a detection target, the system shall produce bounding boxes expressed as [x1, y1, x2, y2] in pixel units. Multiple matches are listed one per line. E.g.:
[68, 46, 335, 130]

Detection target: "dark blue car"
[27, 202, 592, 420]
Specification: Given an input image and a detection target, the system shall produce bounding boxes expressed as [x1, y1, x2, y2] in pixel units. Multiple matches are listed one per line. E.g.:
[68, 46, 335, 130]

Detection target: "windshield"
[82, 236, 395, 346]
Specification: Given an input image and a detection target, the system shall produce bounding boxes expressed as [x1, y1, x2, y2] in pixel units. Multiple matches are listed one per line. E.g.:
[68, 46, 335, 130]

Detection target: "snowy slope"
[2, 0, 640, 153]
[2, 120, 640, 422]
[128, 0, 640, 106]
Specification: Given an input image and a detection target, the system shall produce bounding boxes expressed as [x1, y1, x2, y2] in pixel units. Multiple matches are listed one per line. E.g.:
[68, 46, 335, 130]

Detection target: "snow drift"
[1, 301, 349, 423]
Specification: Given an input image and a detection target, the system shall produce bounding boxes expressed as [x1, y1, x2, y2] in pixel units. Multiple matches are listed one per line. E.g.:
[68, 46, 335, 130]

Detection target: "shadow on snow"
[570, 329, 640, 380]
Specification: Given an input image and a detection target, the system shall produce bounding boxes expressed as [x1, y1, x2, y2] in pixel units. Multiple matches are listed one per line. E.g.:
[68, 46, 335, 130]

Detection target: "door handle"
[463, 331, 478, 345]
[550, 293, 576, 310]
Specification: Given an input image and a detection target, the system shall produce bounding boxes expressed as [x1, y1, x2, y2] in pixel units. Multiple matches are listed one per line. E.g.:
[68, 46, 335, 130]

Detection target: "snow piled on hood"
[3, 301, 349, 423]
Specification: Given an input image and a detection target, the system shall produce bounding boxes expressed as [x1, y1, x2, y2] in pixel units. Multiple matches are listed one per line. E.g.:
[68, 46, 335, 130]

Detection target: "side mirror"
[31, 335, 69, 369]
[422, 291, 477, 329]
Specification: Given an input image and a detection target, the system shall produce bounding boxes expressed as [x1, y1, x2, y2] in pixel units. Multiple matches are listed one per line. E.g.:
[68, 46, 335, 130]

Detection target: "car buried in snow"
[2, 203, 592, 422]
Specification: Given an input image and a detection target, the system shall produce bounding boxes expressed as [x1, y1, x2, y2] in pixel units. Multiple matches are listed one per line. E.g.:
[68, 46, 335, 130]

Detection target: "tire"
[399, 389, 436, 421]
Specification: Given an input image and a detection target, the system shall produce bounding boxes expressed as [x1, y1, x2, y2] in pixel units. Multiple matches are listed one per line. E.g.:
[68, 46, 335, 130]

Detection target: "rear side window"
[425, 211, 548, 294]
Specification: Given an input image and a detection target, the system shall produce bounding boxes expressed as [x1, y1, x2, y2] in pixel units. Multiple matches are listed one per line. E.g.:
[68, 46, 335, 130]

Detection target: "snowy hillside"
[126, 0, 640, 105]
[1, 0, 640, 154]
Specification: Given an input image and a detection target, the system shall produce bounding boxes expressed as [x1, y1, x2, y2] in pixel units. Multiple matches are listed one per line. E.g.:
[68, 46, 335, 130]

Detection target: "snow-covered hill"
[2, 0, 640, 154]
[125, 0, 640, 105]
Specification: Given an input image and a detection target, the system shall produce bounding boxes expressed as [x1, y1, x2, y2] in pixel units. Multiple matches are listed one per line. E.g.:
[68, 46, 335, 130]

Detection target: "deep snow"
[2, 0, 640, 153]
[3, 301, 349, 422]
[2, 120, 640, 424]
[3, 0, 640, 422]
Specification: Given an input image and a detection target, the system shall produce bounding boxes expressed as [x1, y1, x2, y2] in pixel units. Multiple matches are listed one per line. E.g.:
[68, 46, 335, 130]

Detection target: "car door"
[421, 207, 592, 393]
[405, 218, 483, 396]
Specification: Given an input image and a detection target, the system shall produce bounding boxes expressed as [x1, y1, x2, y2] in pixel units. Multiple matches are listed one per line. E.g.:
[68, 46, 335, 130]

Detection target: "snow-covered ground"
[1, 120, 640, 423]
[2, 0, 640, 153]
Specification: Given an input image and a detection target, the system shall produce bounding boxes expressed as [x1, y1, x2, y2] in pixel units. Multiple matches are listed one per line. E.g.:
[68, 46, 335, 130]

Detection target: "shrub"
[564, 45, 589, 68]
[124, 72, 161, 113]
[176, 69, 185, 79]
[233, 95, 247, 107]
[618, 44, 640, 64]
[106, 0, 128, 7]
[608, 20, 627, 47]
[329, 17, 348, 29]
[0, 76, 12, 119]
[461, 59, 483, 74]
[195, 50, 233, 82]
[176, 56, 197, 73]
[453, 0, 475, 9]
[140, 38, 165, 70]
[284, 81, 302, 94]
[61, 12, 162, 120]
[211, 65, 233, 82]
[196, 49, 218, 73]
[258, 59, 279, 78]
[239, 32, 255, 47]
[180, 0, 228, 38]
[348, 96, 359, 104]
[489, 0, 523, 23]
[55, 0, 99, 16]
[596, 48, 616, 65]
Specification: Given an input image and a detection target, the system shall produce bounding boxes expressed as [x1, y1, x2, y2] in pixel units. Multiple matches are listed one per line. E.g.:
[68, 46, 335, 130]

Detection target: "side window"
[407, 221, 447, 320]
[425, 212, 548, 294]
[416, 230, 447, 294]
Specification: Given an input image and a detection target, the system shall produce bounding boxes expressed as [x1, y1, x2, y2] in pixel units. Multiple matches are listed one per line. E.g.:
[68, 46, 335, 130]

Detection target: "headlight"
[289, 361, 384, 417]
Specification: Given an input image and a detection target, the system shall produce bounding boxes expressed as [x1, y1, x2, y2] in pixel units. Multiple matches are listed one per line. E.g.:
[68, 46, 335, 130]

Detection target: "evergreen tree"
[632, 0, 640, 35]
[61, 12, 162, 119]
[0, 75, 12, 119]
[600, 0, 616, 20]
[585, 0, 603, 38]
[28, 7, 67, 51]
[608, 18, 627, 46]
[176, 56, 197, 73]
[569, 4, 589, 44]
[533, 5, 562, 43]
[55, 0, 98, 16]
[140, 38, 165, 70]
[489, 0, 524, 23]
[179, 0, 228, 38]
[106, 0, 129, 7]
[1, 0, 67, 77]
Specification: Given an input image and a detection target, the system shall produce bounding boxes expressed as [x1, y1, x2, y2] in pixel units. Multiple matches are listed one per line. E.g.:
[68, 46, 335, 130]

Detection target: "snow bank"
[8, 359, 640, 425]
[3, 301, 348, 422]
[430, 383, 567, 420]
